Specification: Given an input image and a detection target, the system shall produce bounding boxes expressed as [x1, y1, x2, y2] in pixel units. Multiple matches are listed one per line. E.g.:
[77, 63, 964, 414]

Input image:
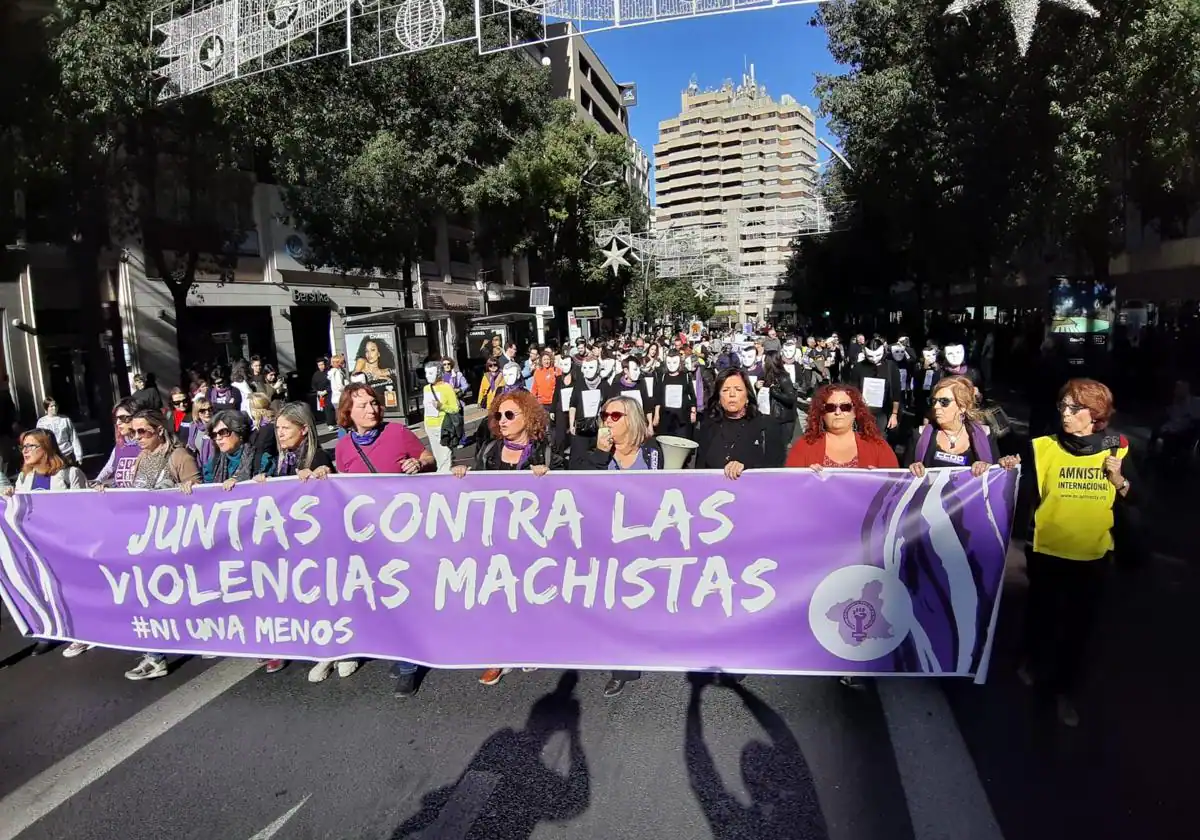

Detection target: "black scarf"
[211, 443, 256, 483]
[1055, 430, 1112, 457]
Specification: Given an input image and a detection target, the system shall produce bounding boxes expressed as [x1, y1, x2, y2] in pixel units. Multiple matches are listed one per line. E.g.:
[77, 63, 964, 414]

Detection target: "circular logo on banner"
[808, 565, 913, 662]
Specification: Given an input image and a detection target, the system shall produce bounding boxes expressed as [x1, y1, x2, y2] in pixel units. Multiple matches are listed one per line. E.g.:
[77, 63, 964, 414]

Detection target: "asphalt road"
[1, 398, 1195, 840]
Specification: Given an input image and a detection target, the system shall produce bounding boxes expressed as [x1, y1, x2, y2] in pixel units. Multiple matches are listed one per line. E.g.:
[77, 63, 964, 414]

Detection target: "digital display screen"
[1049, 277, 1116, 336]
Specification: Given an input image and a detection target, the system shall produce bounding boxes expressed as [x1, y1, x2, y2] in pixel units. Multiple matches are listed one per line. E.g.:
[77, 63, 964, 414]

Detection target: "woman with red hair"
[785, 383, 899, 470]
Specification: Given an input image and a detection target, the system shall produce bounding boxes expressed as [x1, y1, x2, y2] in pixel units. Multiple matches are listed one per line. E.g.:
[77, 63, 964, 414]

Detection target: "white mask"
[739, 349, 757, 367]
[600, 358, 616, 377]
[890, 345, 906, 361]
[665, 355, 681, 373]
[581, 360, 599, 378]
[922, 348, 937, 365]
[557, 358, 572, 374]
[502, 364, 520, 386]
[424, 364, 439, 384]
[865, 347, 885, 365]
[684, 356, 696, 372]
[626, 363, 641, 379]
[782, 343, 797, 360]
[944, 345, 965, 366]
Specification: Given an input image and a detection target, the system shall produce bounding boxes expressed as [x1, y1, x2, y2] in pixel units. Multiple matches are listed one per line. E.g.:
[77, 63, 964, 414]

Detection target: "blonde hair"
[191, 398, 212, 424]
[603, 396, 651, 449]
[932, 375, 983, 424]
[248, 391, 275, 426]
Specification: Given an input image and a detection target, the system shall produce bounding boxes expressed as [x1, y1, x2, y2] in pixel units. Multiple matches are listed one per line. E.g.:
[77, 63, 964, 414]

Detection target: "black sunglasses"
[823, 402, 854, 414]
[493, 410, 520, 422]
[932, 397, 955, 408]
[210, 428, 234, 439]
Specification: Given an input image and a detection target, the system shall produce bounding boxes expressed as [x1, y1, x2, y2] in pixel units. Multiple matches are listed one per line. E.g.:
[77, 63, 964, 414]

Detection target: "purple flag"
[0, 468, 1018, 681]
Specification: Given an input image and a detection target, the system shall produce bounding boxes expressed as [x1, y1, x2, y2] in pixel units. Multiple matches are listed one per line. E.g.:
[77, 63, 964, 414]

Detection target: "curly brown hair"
[488, 389, 550, 442]
[803, 383, 883, 443]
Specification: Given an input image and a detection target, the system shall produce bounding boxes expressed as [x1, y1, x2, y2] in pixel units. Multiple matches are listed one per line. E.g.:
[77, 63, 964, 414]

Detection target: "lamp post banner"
[0, 468, 1017, 681]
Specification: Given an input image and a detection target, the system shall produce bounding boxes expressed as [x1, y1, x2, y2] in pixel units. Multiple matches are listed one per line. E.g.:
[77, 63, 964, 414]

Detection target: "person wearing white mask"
[605, 357, 655, 430]
[422, 359, 461, 473]
[737, 345, 764, 387]
[598, 355, 618, 385]
[850, 338, 902, 437]
[940, 342, 982, 396]
[890, 343, 915, 409]
[551, 355, 576, 455]
[653, 350, 697, 438]
[568, 355, 606, 468]
[780, 340, 809, 428]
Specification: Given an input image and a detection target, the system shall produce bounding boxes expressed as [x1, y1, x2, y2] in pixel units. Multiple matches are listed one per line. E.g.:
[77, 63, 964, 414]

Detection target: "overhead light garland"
[944, 0, 1100, 57]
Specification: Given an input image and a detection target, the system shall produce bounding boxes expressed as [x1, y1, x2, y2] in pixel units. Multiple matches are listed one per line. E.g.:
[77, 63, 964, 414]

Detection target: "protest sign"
[0, 468, 1017, 681]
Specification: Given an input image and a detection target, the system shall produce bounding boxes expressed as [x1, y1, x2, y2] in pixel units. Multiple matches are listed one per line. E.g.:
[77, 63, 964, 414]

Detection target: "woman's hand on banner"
[451, 466, 469, 479]
[909, 463, 926, 478]
[253, 474, 268, 484]
[970, 461, 989, 477]
[531, 465, 549, 477]
[180, 480, 195, 495]
[299, 466, 330, 481]
[401, 458, 422, 475]
[221, 478, 239, 492]
[724, 461, 745, 481]
[1, 487, 12, 498]
[999, 455, 1020, 470]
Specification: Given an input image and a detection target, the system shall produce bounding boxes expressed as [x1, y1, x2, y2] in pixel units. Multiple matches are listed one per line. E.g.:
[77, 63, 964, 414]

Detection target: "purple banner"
[0, 468, 1018, 680]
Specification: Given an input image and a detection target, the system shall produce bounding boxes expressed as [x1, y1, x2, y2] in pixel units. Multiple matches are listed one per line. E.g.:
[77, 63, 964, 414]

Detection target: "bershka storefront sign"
[293, 289, 332, 305]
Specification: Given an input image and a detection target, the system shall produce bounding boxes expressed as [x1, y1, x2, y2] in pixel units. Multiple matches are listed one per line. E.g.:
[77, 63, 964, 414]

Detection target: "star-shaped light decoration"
[945, 0, 1099, 57]
[599, 239, 631, 276]
[694, 283, 710, 301]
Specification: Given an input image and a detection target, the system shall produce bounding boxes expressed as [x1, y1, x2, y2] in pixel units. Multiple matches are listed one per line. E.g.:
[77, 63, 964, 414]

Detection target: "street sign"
[529, 286, 550, 308]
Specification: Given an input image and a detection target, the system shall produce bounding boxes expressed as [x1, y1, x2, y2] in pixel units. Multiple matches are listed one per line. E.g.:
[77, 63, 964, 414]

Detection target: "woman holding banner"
[695, 369, 772, 481]
[784, 384, 899, 471]
[190, 410, 275, 490]
[252, 402, 335, 677]
[905, 375, 1016, 477]
[334, 383, 433, 697]
[91, 398, 141, 490]
[452, 390, 561, 687]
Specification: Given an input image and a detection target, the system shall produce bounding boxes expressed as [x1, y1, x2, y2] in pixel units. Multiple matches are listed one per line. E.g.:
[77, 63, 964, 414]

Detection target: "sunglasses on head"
[493, 410, 520, 422]
[932, 397, 955, 408]
[823, 402, 854, 414]
[210, 428, 234, 439]
[601, 410, 626, 421]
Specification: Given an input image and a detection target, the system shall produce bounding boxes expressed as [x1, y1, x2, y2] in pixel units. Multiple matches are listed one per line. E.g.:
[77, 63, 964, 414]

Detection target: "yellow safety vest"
[1031, 435, 1128, 561]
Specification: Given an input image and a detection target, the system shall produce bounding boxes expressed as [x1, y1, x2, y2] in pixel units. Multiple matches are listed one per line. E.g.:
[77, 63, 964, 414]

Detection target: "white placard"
[581, 389, 602, 418]
[664, 384, 683, 409]
[621, 389, 642, 407]
[923, 370, 934, 390]
[559, 386, 574, 411]
[749, 375, 759, 388]
[644, 376, 655, 397]
[756, 386, 772, 415]
[862, 376, 886, 409]
[423, 387, 439, 418]
[899, 369, 909, 391]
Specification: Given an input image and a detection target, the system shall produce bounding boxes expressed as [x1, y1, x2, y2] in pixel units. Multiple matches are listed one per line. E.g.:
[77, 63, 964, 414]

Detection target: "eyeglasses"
[493, 410, 520, 422]
[115, 414, 133, 423]
[601, 410, 626, 421]
[823, 402, 854, 414]
[442, 363, 453, 368]
[1058, 401, 1086, 415]
[198, 408, 213, 415]
[932, 397, 955, 408]
[20, 443, 40, 452]
[210, 428, 234, 440]
[132, 427, 159, 439]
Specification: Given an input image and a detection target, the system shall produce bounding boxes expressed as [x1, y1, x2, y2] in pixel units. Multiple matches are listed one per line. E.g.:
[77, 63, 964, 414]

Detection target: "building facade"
[538, 22, 631, 140]
[654, 68, 819, 322]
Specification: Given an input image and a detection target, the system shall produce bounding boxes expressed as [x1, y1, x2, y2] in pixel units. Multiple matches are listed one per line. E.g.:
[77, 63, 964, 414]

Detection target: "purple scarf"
[694, 370, 705, 411]
[502, 438, 534, 468]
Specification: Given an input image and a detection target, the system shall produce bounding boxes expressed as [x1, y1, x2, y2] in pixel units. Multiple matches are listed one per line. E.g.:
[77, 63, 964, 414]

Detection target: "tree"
[47, 0, 253, 378]
[218, 0, 552, 299]
[622, 270, 715, 328]
[469, 99, 647, 317]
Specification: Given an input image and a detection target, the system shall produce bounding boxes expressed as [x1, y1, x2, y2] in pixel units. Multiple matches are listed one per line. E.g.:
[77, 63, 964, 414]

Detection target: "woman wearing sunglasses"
[575, 395, 664, 698]
[1019, 378, 1136, 728]
[451, 389, 561, 688]
[92, 398, 142, 489]
[906, 375, 1018, 478]
[182, 409, 274, 493]
[784, 383, 899, 471]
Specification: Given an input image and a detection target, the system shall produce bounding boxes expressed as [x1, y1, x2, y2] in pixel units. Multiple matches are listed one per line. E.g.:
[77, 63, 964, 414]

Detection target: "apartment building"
[654, 68, 818, 321]
[539, 22, 630, 140]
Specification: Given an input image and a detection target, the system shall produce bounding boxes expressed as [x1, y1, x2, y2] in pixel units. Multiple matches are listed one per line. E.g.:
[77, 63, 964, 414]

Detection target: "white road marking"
[0, 657, 259, 840]
[419, 770, 500, 840]
[249, 794, 311, 840]
[877, 680, 1005, 840]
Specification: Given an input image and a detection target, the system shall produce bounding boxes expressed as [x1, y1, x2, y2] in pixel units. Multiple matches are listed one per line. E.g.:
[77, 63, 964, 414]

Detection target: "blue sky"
[583, 5, 843, 191]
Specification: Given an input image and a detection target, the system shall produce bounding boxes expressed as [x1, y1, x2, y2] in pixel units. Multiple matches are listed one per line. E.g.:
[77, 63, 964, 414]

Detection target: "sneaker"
[1056, 696, 1080, 728]
[394, 671, 418, 698]
[62, 642, 95, 659]
[125, 655, 167, 681]
[262, 659, 286, 674]
[479, 667, 511, 686]
[521, 667, 539, 673]
[308, 660, 335, 683]
[603, 678, 626, 698]
[201, 654, 218, 660]
[336, 660, 359, 678]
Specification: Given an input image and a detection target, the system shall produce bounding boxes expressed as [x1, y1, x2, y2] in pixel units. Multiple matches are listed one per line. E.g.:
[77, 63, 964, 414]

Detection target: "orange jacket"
[531, 367, 558, 405]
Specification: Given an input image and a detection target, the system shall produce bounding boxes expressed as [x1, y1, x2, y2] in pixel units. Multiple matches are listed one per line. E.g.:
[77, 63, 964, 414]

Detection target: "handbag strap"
[349, 436, 379, 474]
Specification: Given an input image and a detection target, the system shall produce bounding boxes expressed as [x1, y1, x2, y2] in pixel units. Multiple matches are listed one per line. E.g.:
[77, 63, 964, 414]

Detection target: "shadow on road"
[391, 671, 590, 840]
[684, 673, 828, 840]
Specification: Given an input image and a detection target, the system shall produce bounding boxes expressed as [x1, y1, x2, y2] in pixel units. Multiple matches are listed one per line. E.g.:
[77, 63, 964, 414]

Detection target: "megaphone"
[656, 435, 698, 470]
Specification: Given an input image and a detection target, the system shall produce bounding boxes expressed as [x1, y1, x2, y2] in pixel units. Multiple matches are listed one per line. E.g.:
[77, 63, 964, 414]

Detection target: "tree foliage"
[793, 0, 1200, 326]
[622, 269, 716, 328]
